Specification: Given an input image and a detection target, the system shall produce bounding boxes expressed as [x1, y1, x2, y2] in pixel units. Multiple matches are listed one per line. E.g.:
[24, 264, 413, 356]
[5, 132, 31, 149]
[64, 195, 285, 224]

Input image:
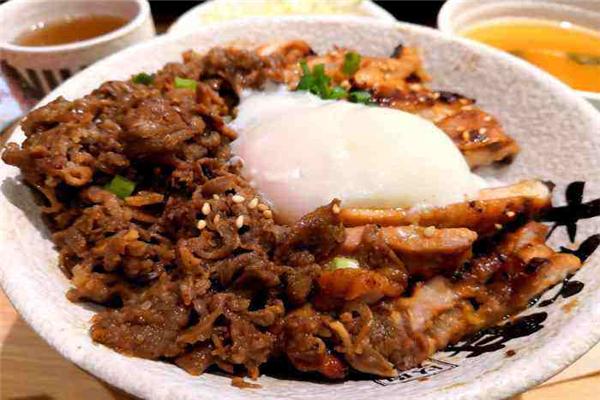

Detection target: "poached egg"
[230, 89, 484, 224]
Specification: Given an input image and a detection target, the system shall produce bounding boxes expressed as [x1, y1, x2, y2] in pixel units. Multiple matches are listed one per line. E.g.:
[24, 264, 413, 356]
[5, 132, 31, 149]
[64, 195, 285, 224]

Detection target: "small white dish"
[168, 0, 396, 35]
[0, 0, 155, 96]
[437, 0, 600, 110]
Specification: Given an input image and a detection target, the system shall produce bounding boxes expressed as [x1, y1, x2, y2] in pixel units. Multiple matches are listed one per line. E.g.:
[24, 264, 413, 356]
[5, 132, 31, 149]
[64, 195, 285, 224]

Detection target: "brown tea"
[15, 15, 129, 47]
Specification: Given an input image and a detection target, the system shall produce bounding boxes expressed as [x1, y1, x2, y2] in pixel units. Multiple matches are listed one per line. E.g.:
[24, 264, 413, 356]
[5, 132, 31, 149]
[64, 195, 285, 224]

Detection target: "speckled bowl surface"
[1, 17, 600, 400]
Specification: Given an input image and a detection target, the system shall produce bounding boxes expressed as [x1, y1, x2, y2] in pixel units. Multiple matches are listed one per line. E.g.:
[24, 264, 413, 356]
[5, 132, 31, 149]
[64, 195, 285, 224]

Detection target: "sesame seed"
[506, 211, 516, 218]
[409, 83, 422, 91]
[479, 127, 488, 135]
[459, 98, 470, 105]
[423, 226, 436, 237]
[462, 130, 470, 141]
[418, 96, 427, 102]
[483, 115, 492, 122]
[213, 194, 219, 200]
[232, 194, 245, 203]
[236, 215, 245, 229]
[332, 203, 341, 214]
[248, 197, 259, 209]
[196, 219, 207, 230]
[213, 214, 221, 224]
[257, 203, 269, 212]
[432, 92, 441, 100]
[461, 105, 474, 111]
[141, 301, 152, 310]
[495, 223, 503, 230]
[202, 202, 211, 215]
[263, 210, 273, 219]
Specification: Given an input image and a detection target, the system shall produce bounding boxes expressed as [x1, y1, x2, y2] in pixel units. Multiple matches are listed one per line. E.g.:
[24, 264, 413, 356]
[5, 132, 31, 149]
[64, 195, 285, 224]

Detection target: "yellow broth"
[460, 18, 600, 92]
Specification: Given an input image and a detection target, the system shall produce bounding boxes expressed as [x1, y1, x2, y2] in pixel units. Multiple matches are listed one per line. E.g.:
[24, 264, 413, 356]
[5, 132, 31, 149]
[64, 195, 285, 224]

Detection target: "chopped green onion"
[297, 61, 333, 98]
[297, 60, 372, 104]
[310, 64, 331, 98]
[296, 75, 315, 91]
[174, 77, 198, 90]
[104, 175, 136, 199]
[132, 72, 154, 85]
[326, 86, 348, 100]
[329, 257, 360, 270]
[567, 52, 600, 66]
[348, 90, 372, 104]
[300, 59, 311, 75]
[297, 61, 315, 91]
[312, 63, 326, 77]
[343, 51, 361, 75]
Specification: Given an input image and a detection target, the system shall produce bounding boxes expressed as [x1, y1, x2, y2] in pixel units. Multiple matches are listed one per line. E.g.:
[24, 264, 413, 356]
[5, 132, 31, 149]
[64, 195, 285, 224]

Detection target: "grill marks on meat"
[278, 42, 518, 168]
[343, 225, 477, 278]
[1, 42, 586, 383]
[337, 222, 582, 376]
[340, 180, 552, 236]
[437, 108, 519, 168]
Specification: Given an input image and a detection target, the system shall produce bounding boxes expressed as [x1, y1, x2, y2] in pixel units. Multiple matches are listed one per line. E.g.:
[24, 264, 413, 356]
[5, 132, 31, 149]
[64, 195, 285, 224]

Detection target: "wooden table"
[2, 288, 600, 399]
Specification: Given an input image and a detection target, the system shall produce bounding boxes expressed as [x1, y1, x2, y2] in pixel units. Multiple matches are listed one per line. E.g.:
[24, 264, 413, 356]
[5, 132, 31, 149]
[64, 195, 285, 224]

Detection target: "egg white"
[230, 88, 485, 224]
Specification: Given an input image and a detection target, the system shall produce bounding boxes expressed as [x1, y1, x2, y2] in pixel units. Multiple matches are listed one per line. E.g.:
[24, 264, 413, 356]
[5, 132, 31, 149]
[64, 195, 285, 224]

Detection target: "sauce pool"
[460, 18, 600, 92]
[14, 15, 129, 47]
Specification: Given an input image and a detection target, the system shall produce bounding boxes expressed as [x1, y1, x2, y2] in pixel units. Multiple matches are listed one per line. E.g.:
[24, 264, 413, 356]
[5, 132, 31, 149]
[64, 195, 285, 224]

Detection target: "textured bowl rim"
[2, 15, 600, 400]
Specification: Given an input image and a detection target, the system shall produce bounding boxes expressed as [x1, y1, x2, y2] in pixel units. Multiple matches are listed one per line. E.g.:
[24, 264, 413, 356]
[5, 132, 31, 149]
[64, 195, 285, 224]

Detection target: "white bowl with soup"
[438, 0, 600, 109]
[0, 0, 155, 96]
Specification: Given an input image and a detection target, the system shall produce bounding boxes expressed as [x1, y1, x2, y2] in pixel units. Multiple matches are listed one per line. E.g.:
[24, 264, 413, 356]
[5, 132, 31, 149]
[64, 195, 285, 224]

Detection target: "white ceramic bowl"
[0, 0, 155, 96]
[2, 16, 600, 400]
[168, 0, 396, 34]
[437, 0, 600, 110]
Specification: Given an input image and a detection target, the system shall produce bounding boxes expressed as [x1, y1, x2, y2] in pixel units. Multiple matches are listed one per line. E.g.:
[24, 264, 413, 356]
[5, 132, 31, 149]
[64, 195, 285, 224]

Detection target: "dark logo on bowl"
[373, 359, 458, 386]
[445, 312, 547, 358]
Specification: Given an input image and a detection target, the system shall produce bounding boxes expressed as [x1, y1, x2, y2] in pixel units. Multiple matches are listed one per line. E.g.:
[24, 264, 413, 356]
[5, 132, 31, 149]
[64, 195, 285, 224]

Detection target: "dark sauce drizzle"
[537, 279, 584, 307]
[445, 313, 547, 358]
[445, 181, 600, 358]
[560, 233, 600, 262]
[537, 234, 600, 307]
